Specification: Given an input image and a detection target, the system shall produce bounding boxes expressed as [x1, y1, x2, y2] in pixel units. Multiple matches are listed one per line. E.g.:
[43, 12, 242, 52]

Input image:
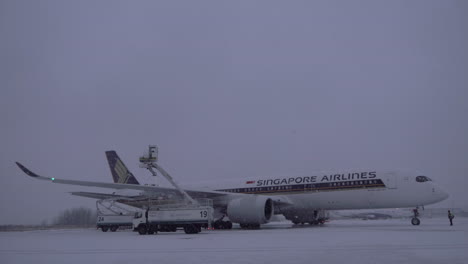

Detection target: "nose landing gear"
[411, 207, 421, 226]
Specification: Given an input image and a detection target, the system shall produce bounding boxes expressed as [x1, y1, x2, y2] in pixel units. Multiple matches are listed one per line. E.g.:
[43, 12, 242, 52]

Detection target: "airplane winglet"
[15, 162, 41, 177]
[15, 162, 54, 182]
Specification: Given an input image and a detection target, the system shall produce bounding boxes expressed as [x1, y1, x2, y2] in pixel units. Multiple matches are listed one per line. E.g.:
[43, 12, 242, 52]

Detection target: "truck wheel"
[101, 226, 109, 232]
[110, 225, 118, 232]
[183, 225, 192, 234]
[309, 220, 319, 225]
[148, 225, 157, 235]
[184, 225, 197, 234]
[138, 224, 148, 235]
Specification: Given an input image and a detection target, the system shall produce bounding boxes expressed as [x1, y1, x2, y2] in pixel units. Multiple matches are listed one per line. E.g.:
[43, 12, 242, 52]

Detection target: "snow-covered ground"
[1, 217, 467, 264]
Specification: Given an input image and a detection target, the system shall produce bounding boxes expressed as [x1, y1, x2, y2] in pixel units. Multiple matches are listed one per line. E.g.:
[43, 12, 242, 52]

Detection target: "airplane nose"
[437, 187, 449, 201]
[441, 189, 449, 200]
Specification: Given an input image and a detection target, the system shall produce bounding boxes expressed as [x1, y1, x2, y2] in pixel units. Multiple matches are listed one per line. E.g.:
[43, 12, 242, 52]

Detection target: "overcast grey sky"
[1, 0, 467, 225]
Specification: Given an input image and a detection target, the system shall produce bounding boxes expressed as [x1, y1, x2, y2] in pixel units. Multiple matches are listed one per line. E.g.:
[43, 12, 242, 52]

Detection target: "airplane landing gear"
[213, 220, 233, 229]
[239, 223, 260, 229]
[212, 215, 233, 229]
[411, 207, 421, 225]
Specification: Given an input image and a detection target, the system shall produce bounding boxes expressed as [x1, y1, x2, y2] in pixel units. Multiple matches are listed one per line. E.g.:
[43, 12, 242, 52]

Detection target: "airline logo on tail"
[105, 151, 140, 185]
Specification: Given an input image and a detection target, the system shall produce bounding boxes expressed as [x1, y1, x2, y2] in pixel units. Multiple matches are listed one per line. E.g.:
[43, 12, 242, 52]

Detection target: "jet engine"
[227, 196, 274, 225]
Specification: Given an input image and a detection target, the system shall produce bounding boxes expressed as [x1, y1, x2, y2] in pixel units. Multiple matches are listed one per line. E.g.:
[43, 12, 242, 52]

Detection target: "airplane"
[15, 153, 449, 228]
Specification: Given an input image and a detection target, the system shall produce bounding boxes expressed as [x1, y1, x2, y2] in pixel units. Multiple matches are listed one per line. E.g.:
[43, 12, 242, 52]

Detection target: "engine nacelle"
[227, 196, 274, 224]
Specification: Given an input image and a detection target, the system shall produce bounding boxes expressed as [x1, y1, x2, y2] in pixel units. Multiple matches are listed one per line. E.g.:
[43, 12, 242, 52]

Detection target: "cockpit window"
[416, 176, 432, 182]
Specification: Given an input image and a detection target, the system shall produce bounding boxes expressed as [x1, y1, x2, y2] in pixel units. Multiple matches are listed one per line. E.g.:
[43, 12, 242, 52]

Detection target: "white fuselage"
[193, 169, 448, 211]
[127, 169, 448, 224]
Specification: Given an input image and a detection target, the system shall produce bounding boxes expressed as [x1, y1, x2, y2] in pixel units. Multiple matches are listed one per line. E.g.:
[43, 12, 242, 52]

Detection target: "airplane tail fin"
[105, 151, 140, 185]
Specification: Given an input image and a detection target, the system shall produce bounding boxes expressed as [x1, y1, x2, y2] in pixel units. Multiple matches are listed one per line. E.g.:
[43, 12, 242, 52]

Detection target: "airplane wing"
[69, 191, 191, 209]
[69, 191, 139, 200]
[16, 162, 293, 210]
[15, 162, 231, 200]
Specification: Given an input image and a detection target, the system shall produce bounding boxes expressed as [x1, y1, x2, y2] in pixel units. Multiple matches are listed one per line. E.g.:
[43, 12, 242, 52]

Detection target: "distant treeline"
[0, 207, 97, 232]
[53, 207, 96, 226]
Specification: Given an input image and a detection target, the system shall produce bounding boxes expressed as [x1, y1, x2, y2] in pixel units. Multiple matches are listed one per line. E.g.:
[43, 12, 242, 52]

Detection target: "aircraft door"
[384, 172, 397, 189]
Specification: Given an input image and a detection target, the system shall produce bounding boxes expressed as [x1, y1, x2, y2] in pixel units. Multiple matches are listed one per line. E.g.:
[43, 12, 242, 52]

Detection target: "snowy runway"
[1, 218, 466, 264]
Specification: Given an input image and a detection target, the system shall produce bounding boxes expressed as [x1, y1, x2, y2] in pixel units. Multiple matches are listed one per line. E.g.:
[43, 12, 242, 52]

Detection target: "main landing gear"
[239, 223, 260, 229]
[212, 220, 233, 229]
[212, 215, 233, 230]
[292, 219, 326, 226]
